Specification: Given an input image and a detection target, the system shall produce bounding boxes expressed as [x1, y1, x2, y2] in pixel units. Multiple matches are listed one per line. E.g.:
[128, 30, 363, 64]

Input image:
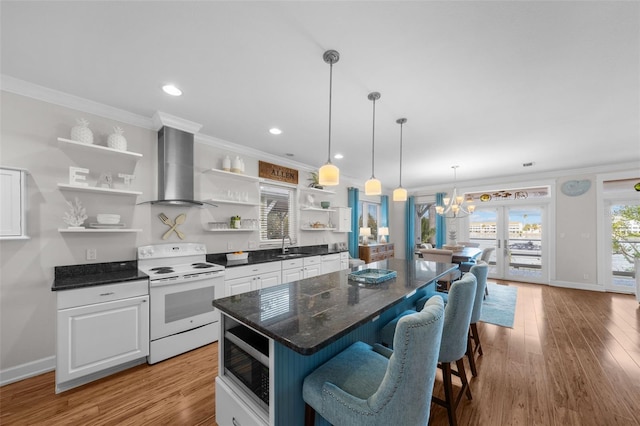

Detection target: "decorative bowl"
[97, 214, 120, 224]
[226, 252, 248, 261]
[320, 201, 330, 209]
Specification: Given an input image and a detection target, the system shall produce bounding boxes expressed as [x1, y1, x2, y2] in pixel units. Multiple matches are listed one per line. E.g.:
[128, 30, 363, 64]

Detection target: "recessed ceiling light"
[162, 84, 182, 96]
[269, 128, 282, 135]
[285, 153, 294, 157]
[334, 153, 343, 159]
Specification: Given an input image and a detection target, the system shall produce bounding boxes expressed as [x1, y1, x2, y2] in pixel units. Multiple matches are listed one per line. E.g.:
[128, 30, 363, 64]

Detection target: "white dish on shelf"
[89, 223, 125, 229]
[226, 252, 249, 261]
[97, 214, 120, 224]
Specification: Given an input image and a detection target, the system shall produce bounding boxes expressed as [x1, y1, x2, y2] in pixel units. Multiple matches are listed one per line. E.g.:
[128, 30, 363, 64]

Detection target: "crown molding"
[152, 111, 202, 133]
[0, 74, 154, 129]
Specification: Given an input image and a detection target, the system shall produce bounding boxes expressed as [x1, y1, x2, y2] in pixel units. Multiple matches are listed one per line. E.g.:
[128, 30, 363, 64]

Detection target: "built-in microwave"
[224, 325, 270, 410]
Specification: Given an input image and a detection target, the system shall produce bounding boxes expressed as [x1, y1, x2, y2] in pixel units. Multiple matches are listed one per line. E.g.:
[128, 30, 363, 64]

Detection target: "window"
[260, 184, 297, 244]
[358, 201, 380, 241]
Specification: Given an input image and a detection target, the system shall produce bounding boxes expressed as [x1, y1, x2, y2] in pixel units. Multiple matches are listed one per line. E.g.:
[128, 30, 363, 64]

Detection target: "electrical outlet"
[248, 240, 257, 249]
[228, 242, 234, 250]
[583, 273, 589, 280]
[86, 248, 97, 260]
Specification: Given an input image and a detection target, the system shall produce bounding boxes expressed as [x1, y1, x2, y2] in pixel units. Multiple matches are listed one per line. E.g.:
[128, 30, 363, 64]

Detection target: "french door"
[604, 199, 639, 293]
[467, 205, 547, 283]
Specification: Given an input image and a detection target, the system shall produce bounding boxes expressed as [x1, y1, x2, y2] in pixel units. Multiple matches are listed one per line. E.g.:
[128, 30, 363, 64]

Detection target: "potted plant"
[308, 171, 323, 189]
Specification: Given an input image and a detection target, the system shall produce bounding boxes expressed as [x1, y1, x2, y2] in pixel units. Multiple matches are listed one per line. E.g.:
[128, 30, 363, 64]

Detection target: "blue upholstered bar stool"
[377, 274, 477, 426]
[466, 262, 489, 377]
[302, 296, 445, 426]
[430, 273, 477, 426]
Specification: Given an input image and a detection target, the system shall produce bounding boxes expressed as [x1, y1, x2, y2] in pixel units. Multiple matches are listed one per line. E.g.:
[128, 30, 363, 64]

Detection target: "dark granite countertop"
[52, 260, 148, 291]
[212, 258, 457, 355]
[206, 245, 346, 268]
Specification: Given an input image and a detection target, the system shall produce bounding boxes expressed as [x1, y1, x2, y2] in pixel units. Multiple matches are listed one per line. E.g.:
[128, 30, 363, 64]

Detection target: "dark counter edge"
[213, 263, 454, 356]
[206, 244, 346, 268]
[52, 260, 148, 291]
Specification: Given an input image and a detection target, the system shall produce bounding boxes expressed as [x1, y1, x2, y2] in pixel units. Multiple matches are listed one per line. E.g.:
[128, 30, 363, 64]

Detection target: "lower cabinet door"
[282, 268, 303, 283]
[216, 377, 268, 426]
[259, 271, 282, 290]
[226, 276, 254, 296]
[56, 295, 149, 385]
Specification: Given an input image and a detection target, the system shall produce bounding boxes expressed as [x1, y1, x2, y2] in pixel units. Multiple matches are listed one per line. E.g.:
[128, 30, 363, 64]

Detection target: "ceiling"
[2, 1, 638, 191]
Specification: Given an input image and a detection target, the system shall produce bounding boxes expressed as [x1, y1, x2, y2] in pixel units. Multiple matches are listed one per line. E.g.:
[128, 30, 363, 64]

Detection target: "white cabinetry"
[0, 167, 28, 240]
[321, 253, 341, 274]
[56, 280, 149, 393]
[333, 207, 352, 233]
[303, 256, 322, 278]
[225, 262, 282, 296]
[340, 251, 349, 270]
[216, 376, 268, 426]
[281, 258, 304, 283]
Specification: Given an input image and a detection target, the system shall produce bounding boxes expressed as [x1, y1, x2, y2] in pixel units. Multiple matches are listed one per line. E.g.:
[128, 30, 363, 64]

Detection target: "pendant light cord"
[398, 120, 403, 187]
[327, 61, 333, 163]
[371, 97, 376, 178]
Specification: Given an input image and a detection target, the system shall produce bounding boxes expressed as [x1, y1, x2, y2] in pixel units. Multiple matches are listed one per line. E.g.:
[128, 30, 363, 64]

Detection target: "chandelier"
[436, 166, 475, 217]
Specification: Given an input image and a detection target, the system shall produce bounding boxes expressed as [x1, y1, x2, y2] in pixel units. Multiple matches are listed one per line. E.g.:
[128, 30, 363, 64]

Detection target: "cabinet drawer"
[303, 256, 321, 266]
[385, 243, 394, 252]
[371, 253, 386, 262]
[216, 377, 268, 426]
[57, 279, 148, 310]
[340, 252, 349, 261]
[226, 261, 282, 280]
[281, 258, 303, 269]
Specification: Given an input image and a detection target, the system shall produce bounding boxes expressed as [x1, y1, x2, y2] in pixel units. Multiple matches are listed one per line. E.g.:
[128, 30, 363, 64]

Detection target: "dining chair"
[302, 296, 445, 426]
[466, 262, 488, 377]
[433, 272, 477, 426]
[479, 247, 495, 296]
[457, 241, 480, 248]
[419, 248, 461, 289]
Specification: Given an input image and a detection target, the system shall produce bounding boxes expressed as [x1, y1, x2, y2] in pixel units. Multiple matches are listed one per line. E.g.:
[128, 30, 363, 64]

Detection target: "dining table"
[415, 246, 482, 264]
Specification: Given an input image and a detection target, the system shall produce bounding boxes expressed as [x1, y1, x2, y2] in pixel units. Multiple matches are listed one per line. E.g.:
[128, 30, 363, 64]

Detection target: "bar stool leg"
[304, 403, 315, 426]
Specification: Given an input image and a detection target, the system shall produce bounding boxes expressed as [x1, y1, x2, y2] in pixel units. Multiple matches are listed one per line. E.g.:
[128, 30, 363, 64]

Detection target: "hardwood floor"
[1, 281, 639, 425]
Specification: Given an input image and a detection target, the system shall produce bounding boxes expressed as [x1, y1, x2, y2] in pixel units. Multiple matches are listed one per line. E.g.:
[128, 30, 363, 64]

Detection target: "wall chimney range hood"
[141, 112, 216, 207]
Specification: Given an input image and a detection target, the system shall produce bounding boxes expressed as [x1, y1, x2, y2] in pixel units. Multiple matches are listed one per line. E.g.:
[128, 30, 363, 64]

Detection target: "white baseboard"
[550, 280, 606, 292]
[0, 356, 55, 386]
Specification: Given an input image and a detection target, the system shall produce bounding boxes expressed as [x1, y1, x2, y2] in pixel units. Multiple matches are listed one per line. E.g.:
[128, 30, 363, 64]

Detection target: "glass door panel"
[468, 207, 500, 278]
[606, 202, 640, 293]
[469, 205, 546, 283]
[504, 206, 545, 282]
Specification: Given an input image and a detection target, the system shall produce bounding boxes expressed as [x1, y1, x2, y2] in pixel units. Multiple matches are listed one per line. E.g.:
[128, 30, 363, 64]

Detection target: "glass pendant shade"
[365, 177, 382, 195]
[393, 187, 407, 201]
[318, 162, 339, 186]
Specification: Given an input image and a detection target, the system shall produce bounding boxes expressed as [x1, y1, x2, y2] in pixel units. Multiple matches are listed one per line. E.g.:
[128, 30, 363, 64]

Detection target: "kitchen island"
[212, 258, 458, 426]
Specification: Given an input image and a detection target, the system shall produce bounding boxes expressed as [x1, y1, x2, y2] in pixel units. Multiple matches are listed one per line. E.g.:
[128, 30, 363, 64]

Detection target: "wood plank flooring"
[1, 281, 639, 425]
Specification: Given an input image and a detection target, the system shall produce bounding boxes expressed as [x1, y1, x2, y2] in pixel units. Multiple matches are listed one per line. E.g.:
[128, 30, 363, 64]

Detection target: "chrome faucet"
[281, 213, 291, 254]
[281, 234, 291, 254]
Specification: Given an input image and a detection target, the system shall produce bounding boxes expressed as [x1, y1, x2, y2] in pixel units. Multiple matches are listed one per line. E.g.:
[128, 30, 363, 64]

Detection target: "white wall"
[0, 91, 350, 383]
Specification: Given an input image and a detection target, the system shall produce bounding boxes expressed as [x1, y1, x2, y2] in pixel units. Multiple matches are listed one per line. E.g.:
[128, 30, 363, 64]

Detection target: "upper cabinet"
[0, 167, 29, 240]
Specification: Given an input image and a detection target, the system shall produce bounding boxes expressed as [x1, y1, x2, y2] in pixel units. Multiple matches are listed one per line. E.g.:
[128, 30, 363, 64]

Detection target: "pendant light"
[318, 50, 340, 186]
[393, 118, 408, 202]
[364, 92, 382, 195]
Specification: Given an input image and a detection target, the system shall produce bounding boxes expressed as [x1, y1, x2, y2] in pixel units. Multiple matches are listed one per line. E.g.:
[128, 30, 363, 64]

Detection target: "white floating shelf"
[58, 228, 142, 233]
[57, 137, 143, 158]
[300, 187, 336, 195]
[204, 169, 262, 182]
[207, 198, 260, 206]
[301, 207, 336, 212]
[300, 227, 336, 231]
[205, 229, 256, 233]
[58, 183, 142, 196]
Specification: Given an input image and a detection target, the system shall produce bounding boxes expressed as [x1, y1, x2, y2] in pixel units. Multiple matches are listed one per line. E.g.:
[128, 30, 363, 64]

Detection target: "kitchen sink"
[276, 253, 304, 259]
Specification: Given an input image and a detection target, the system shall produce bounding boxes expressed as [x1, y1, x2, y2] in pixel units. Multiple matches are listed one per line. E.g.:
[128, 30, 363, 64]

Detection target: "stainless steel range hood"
[142, 112, 215, 207]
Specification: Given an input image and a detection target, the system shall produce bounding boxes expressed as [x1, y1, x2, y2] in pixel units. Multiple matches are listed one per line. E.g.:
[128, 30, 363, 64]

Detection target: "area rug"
[480, 283, 517, 328]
